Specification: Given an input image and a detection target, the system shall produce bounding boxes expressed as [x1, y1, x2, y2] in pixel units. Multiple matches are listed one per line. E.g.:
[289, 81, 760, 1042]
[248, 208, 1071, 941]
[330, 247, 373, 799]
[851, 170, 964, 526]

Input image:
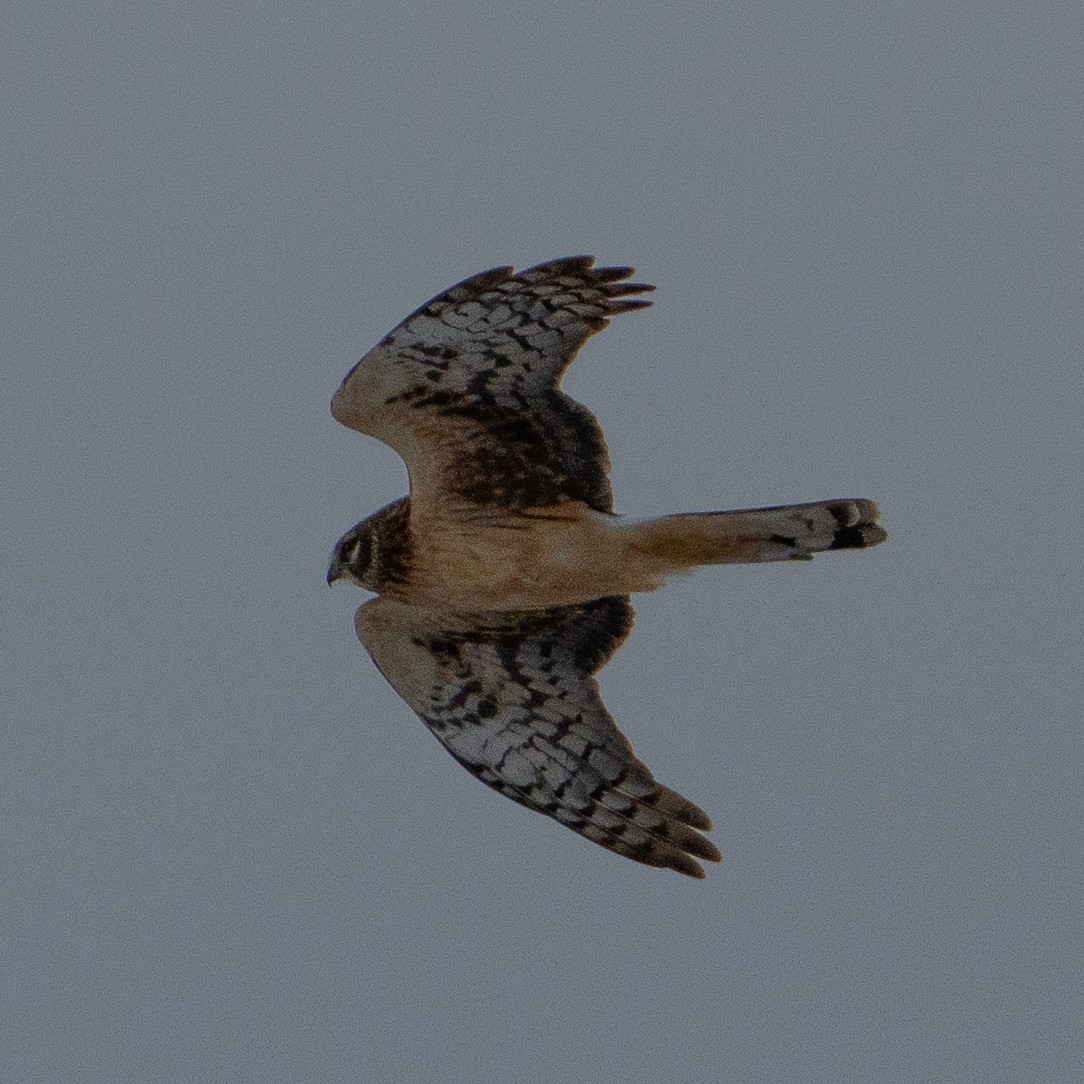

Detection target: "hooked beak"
[326, 558, 344, 586]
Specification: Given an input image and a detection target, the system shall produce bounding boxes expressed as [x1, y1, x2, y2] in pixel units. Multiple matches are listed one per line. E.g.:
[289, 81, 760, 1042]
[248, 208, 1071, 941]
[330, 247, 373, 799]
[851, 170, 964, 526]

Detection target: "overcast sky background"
[4, 3, 1082, 1082]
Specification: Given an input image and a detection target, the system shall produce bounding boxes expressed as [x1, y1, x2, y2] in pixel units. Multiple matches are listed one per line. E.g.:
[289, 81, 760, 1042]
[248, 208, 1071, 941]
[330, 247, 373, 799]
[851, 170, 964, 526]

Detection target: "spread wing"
[354, 594, 721, 878]
[331, 257, 654, 514]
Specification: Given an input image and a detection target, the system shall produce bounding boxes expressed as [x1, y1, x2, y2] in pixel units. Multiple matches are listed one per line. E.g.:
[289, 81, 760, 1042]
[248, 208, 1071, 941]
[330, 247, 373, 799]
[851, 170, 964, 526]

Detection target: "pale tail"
[629, 499, 887, 573]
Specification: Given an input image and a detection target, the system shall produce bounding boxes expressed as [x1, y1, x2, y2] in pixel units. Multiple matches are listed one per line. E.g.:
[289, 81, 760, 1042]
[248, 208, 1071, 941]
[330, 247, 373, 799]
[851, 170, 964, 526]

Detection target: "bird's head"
[327, 520, 375, 589]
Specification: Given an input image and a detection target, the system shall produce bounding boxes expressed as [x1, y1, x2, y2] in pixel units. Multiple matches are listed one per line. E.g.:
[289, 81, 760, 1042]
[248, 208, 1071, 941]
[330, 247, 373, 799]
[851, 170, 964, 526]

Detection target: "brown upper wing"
[331, 257, 654, 514]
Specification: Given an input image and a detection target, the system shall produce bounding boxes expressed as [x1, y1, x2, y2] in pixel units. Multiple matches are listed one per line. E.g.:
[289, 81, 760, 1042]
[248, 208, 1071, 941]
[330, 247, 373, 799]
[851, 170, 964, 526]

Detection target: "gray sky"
[4, 2, 1081, 1081]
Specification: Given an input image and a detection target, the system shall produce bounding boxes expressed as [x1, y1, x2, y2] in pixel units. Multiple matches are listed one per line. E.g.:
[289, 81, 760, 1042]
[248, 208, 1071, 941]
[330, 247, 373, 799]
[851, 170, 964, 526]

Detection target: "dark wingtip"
[518, 258, 655, 297]
[528, 255, 597, 275]
[608, 298, 654, 313]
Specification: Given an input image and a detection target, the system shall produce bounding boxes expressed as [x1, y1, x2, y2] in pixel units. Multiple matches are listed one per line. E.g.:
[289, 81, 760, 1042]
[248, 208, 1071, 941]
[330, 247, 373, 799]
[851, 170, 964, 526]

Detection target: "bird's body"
[338, 496, 631, 612]
[329, 257, 886, 877]
[337, 494, 882, 613]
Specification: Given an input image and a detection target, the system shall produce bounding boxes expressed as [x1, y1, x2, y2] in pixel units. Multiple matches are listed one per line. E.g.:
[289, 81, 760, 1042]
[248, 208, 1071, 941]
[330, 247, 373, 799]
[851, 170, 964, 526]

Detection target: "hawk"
[328, 257, 886, 878]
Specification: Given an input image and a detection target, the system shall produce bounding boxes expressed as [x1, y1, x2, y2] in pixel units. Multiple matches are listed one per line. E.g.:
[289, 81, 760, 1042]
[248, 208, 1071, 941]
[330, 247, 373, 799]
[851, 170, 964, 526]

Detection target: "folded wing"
[331, 257, 654, 514]
[355, 595, 721, 878]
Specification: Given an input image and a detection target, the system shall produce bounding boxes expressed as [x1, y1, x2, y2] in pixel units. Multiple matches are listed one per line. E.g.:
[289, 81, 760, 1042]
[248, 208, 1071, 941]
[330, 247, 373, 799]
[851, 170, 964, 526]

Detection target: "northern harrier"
[328, 257, 886, 878]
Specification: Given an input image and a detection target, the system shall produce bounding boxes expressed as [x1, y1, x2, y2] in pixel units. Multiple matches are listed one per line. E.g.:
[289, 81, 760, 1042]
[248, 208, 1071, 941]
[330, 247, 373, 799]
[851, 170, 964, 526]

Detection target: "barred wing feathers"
[331, 257, 654, 513]
[355, 595, 721, 878]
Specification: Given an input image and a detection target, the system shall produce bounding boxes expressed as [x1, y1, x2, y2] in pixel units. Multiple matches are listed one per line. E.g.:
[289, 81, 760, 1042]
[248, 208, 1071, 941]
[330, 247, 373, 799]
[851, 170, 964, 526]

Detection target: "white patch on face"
[366, 531, 379, 578]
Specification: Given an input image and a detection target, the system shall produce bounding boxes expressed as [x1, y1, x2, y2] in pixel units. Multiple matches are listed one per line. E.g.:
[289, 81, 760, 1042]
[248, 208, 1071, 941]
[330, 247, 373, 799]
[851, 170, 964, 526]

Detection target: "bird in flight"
[328, 257, 886, 878]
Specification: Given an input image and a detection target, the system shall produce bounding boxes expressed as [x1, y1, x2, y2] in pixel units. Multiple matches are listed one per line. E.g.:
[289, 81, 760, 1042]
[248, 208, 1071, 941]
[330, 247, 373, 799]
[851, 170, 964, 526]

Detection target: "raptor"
[328, 257, 886, 877]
